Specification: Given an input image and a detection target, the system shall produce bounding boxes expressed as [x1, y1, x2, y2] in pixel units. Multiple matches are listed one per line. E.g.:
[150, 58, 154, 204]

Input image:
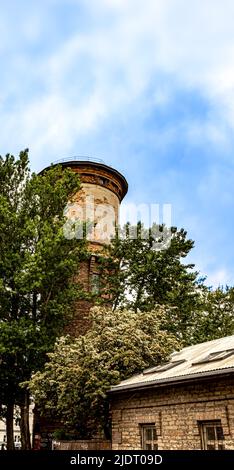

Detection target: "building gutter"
[108, 367, 234, 395]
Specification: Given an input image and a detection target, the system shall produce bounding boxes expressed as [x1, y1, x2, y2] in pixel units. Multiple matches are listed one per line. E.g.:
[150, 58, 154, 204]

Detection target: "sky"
[1, 0, 234, 288]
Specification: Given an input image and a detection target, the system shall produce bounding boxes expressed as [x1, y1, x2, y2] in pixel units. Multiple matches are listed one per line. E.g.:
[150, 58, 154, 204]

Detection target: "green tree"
[191, 286, 234, 344]
[0, 150, 87, 449]
[29, 305, 179, 439]
[98, 223, 205, 344]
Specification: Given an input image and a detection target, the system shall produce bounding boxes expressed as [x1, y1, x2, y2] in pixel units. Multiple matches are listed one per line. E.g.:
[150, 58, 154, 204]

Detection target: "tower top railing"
[54, 156, 105, 165]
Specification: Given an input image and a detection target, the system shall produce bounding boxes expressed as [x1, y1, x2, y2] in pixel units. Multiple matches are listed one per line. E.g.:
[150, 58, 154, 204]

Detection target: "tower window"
[90, 273, 100, 294]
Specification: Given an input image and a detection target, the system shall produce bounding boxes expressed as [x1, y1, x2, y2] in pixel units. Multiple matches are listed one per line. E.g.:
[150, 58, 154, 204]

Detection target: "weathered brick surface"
[110, 376, 234, 450]
[64, 161, 126, 336]
[64, 261, 93, 336]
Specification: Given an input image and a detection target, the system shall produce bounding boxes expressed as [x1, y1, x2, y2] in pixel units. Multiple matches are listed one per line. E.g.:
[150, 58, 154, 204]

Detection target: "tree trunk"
[6, 402, 15, 450]
[20, 390, 31, 450]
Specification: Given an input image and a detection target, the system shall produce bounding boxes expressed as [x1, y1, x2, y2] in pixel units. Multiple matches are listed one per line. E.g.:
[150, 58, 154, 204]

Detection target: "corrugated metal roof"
[110, 335, 234, 393]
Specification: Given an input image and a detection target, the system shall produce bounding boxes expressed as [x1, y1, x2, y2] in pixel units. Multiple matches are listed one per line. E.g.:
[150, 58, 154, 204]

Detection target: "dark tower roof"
[40, 156, 128, 202]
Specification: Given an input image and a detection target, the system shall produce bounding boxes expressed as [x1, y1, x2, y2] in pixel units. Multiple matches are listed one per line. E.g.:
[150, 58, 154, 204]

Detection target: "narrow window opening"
[141, 425, 158, 450]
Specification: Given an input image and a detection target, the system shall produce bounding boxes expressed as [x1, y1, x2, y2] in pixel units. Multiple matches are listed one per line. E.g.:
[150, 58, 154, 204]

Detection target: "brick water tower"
[42, 156, 128, 335]
[34, 157, 128, 447]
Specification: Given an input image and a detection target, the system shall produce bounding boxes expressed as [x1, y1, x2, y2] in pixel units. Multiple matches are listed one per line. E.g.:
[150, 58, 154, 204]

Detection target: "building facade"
[110, 335, 234, 450]
[0, 419, 21, 451]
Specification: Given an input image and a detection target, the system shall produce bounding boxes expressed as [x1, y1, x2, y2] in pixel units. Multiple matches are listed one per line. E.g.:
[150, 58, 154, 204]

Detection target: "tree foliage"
[29, 305, 180, 438]
[97, 223, 205, 344]
[0, 150, 87, 448]
[2, 151, 234, 448]
[190, 286, 234, 344]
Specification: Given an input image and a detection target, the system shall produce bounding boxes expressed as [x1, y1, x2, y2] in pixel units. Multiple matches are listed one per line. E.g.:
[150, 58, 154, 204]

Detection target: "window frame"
[90, 273, 100, 294]
[141, 424, 158, 450]
[199, 420, 225, 450]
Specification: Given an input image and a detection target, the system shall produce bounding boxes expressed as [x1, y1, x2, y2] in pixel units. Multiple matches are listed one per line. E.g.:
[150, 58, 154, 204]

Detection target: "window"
[90, 273, 100, 294]
[143, 359, 186, 375]
[192, 349, 234, 365]
[200, 421, 225, 450]
[141, 425, 158, 450]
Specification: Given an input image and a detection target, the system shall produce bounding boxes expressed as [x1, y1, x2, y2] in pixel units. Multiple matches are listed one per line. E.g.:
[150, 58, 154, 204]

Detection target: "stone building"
[0, 405, 34, 450]
[110, 335, 234, 450]
[0, 418, 21, 450]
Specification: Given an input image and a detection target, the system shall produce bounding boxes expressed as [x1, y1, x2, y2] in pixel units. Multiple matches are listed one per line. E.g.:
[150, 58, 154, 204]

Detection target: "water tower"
[42, 156, 128, 334]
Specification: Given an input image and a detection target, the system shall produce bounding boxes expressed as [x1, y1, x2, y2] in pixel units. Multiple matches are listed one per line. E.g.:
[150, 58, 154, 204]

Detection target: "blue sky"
[1, 0, 234, 287]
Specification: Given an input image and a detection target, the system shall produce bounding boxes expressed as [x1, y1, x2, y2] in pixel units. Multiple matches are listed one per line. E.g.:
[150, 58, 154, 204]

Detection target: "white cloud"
[207, 268, 233, 288]
[1, 0, 234, 285]
[1, 0, 234, 162]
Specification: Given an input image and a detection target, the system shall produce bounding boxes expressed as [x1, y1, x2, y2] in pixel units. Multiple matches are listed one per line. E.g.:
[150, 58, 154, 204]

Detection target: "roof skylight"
[192, 349, 234, 366]
[143, 359, 186, 375]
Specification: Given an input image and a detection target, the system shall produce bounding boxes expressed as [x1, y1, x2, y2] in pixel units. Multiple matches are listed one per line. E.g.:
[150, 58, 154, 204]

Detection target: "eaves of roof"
[109, 366, 234, 394]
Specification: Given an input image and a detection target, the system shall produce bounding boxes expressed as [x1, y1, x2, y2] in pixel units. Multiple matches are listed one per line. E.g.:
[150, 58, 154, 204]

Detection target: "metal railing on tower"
[54, 156, 105, 165]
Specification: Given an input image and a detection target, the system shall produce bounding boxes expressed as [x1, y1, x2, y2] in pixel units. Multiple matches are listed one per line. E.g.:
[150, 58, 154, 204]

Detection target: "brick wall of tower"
[64, 252, 106, 337]
[64, 260, 93, 336]
[62, 162, 127, 337]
